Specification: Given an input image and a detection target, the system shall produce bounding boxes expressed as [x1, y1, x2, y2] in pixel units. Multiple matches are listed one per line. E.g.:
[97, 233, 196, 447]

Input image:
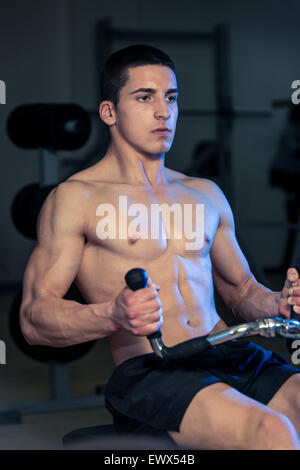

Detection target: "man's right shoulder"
[45, 166, 113, 214]
[40, 179, 90, 231]
[50, 178, 94, 205]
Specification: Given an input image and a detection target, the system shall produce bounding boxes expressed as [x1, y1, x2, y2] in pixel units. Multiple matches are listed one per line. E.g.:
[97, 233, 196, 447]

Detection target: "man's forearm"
[234, 278, 281, 323]
[21, 294, 118, 347]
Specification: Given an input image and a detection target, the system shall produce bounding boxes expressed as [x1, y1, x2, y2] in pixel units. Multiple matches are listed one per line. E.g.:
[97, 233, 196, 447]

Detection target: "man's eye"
[167, 95, 178, 103]
[137, 95, 150, 102]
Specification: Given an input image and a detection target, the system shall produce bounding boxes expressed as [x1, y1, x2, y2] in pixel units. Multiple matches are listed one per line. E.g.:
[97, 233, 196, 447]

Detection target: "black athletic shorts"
[104, 340, 300, 439]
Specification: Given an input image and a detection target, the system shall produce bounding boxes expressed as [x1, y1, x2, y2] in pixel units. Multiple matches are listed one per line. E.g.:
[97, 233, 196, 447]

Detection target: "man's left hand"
[279, 267, 300, 318]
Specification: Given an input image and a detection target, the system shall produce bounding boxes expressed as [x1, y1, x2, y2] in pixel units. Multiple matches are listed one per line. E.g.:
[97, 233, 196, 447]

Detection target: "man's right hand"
[111, 278, 163, 336]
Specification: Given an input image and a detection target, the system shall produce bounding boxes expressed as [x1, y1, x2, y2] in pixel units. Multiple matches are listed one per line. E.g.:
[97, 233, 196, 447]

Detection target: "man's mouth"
[151, 127, 171, 135]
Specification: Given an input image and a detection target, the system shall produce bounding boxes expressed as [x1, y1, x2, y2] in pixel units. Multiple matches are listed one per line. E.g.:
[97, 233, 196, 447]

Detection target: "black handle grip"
[287, 259, 300, 353]
[125, 268, 148, 291]
[124, 268, 161, 340]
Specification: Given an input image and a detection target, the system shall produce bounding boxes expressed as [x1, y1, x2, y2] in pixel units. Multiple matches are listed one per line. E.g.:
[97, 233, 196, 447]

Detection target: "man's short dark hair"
[100, 44, 176, 106]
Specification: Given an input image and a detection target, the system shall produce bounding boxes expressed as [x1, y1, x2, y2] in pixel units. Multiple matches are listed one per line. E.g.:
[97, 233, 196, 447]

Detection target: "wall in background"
[0, 0, 71, 284]
[0, 0, 299, 284]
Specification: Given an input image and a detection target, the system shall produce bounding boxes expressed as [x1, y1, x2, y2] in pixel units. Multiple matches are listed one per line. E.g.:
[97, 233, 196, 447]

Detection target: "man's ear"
[99, 100, 116, 126]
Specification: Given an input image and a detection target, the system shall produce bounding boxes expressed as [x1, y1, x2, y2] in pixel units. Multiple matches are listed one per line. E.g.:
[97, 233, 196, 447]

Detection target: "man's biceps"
[38, 231, 85, 266]
[24, 249, 80, 299]
[33, 267, 78, 300]
[210, 225, 236, 258]
[43, 251, 82, 290]
[211, 234, 250, 282]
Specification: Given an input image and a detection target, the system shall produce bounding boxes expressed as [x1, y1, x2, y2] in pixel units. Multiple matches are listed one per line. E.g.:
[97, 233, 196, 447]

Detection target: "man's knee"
[253, 411, 299, 450]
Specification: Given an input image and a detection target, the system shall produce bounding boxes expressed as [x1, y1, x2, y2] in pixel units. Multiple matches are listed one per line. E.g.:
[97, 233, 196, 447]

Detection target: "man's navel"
[128, 236, 139, 245]
[186, 315, 201, 327]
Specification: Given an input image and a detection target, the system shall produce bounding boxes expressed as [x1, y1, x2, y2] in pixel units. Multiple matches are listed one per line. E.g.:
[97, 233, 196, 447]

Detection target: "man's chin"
[153, 142, 172, 155]
[138, 142, 172, 158]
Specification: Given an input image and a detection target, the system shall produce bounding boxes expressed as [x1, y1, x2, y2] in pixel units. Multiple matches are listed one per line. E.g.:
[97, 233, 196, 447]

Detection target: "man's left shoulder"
[177, 174, 224, 198]
[166, 169, 227, 204]
[167, 168, 214, 186]
[181, 176, 234, 224]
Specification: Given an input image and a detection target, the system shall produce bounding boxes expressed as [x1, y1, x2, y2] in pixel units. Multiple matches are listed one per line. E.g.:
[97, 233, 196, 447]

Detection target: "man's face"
[113, 65, 179, 156]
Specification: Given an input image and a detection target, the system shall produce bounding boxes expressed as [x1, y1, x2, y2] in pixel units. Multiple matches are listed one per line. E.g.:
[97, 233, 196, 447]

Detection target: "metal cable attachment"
[204, 317, 300, 345]
[149, 317, 300, 361]
[148, 336, 164, 359]
[124, 268, 300, 361]
[269, 317, 300, 339]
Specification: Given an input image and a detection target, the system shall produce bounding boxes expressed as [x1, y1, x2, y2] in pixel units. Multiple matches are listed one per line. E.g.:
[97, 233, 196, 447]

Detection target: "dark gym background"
[1, 0, 300, 449]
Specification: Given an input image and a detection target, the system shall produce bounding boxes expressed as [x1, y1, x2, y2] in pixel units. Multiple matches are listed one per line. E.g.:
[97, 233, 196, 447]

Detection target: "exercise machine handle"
[124, 267, 161, 342]
[125, 268, 300, 362]
[124, 268, 213, 360]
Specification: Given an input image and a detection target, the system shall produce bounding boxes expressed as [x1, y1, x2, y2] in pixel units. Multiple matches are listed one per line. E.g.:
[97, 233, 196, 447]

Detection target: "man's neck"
[100, 142, 169, 188]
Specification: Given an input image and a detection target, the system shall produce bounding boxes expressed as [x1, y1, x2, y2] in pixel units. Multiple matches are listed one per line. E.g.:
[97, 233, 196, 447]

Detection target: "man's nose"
[154, 98, 170, 121]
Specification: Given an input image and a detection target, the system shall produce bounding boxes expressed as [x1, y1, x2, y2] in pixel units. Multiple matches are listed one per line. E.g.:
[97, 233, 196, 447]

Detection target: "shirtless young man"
[20, 45, 300, 450]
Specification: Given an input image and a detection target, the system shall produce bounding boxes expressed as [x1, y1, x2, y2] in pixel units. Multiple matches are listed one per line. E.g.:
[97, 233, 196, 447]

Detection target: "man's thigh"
[268, 373, 300, 429]
[168, 382, 292, 450]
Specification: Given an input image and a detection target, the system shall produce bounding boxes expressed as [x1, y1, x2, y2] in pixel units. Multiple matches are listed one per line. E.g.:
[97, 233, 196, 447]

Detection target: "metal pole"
[214, 23, 234, 209]
[39, 148, 58, 188]
[49, 361, 69, 400]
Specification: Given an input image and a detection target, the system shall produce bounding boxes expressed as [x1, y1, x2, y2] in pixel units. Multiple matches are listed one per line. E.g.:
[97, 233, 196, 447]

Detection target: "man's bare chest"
[82, 183, 220, 260]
